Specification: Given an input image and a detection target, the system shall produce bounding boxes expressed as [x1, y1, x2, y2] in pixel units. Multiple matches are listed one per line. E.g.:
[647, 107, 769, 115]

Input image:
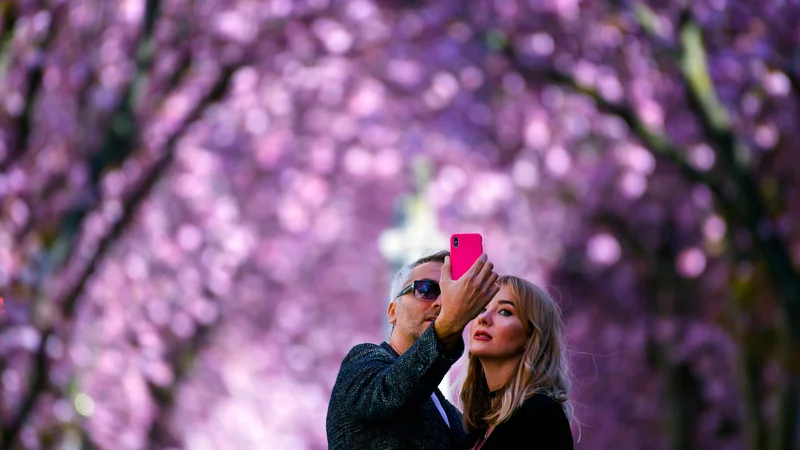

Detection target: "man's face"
[388, 262, 443, 348]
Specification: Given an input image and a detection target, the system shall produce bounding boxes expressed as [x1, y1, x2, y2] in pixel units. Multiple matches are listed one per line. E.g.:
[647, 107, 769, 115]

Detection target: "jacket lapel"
[380, 342, 462, 443]
[434, 389, 465, 442]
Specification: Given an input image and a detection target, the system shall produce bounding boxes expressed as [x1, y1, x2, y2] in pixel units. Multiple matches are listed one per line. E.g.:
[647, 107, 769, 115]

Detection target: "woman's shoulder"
[513, 392, 568, 422]
[482, 393, 573, 449]
[521, 392, 562, 409]
[513, 393, 572, 444]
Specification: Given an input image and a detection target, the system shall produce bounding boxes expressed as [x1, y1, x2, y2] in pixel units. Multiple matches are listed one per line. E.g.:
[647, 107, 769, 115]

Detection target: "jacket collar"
[380, 341, 399, 358]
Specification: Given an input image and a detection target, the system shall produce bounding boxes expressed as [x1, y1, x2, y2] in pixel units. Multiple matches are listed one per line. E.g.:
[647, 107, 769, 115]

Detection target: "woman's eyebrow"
[498, 300, 515, 307]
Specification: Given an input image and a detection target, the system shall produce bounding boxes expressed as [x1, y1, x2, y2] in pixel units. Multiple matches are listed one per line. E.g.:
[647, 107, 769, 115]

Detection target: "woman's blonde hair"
[459, 275, 575, 433]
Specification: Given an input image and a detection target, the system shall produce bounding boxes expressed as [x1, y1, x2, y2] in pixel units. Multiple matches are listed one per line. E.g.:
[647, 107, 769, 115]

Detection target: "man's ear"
[387, 300, 397, 325]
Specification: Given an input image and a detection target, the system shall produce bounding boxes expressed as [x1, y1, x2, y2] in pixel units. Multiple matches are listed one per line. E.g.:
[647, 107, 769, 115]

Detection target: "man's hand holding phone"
[434, 253, 500, 349]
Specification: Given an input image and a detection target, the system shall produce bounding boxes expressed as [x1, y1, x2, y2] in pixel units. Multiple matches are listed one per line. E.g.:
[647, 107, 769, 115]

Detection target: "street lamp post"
[377, 156, 457, 403]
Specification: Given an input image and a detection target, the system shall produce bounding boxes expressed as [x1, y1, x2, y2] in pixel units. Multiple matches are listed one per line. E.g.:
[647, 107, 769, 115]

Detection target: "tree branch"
[614, 8, 800, 450]
[787, 68, 800, 113]
[496, 9, 790, 446]
[62, 65, 239, 320]
[0, 328, 53, 449]
[0, 65, 238, 450]
[42, 0, 163, 273]
[592, 211, 703, 450]
[0, 4, 63, 172]
[0, 1, 18, 84]
[676, 7, 800, 341]
[499, 38, 724, 199]
[129, 0, 162, 111]
[620, 3, 800, 345]
[74, 2, 114, 152]
[145, 0, 196, 114]
[676, 11, 746, 173]
[16, 0, 183, 250]
[146, 285, 224, 446]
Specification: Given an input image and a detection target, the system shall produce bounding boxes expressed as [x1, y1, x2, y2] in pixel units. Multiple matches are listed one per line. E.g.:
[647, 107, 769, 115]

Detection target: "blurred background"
[0, 0, 798, 449]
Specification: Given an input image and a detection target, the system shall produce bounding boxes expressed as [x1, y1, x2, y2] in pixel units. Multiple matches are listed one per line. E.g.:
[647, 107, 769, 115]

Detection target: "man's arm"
[336, 325, 463, 423]
[433, 317, 465, 352]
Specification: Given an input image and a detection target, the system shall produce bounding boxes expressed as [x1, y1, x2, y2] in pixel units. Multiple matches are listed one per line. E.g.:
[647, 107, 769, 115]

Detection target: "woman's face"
[469, 285, 529, 360]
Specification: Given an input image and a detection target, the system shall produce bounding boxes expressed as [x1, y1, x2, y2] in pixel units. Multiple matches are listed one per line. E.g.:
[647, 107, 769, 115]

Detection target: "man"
[326, 250, 500, 449]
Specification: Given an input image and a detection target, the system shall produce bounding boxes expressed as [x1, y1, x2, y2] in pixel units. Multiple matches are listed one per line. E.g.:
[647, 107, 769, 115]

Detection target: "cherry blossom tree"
[0, 0, 797, 449]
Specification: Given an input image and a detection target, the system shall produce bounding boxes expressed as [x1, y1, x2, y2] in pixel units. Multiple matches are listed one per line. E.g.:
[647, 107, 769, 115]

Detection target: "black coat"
[326, 325, 471, 449]
[476, 393, 574, 450]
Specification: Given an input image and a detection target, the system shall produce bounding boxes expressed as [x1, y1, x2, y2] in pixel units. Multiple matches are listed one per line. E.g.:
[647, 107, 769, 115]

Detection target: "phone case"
[450, 233, 483, 280]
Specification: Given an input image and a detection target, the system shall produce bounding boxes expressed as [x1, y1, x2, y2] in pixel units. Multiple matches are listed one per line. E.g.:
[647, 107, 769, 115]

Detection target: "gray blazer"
[326, 325, 471, 449]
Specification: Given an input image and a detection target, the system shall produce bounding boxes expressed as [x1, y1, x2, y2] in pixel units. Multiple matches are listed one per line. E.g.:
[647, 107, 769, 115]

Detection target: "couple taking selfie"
[327, 234, 575, 449]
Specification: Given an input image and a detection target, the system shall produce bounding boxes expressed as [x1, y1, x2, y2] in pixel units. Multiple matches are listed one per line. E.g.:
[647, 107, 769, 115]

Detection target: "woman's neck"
[480, 355, 522, 392]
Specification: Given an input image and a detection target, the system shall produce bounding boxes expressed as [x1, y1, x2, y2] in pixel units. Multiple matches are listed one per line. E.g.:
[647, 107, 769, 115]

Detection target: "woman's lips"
[473, 331, 492, 341]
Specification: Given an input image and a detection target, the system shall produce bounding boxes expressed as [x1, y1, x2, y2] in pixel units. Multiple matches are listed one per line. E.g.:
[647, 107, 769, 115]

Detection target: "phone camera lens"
[453, 237, 459, 248]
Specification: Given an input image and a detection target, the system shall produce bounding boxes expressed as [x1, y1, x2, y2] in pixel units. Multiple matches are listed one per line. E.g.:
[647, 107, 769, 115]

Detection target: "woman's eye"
[499, 309, 512, 316]
[480, 307, 487, 313]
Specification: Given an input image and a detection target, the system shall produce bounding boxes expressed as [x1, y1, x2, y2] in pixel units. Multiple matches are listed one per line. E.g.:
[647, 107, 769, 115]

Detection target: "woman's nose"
[477, 310, 491, 325]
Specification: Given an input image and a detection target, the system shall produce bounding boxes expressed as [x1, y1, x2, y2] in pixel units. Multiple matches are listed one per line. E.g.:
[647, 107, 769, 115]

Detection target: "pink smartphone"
[450, 233, 483, 280]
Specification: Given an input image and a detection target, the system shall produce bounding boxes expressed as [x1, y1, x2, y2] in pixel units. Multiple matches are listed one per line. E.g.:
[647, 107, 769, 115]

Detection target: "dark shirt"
[477, 393, 574, 450]
[326, 325, 470, 450]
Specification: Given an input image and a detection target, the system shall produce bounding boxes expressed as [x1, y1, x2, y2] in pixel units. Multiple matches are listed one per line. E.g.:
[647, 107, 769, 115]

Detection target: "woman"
[460, 275, 575, 449]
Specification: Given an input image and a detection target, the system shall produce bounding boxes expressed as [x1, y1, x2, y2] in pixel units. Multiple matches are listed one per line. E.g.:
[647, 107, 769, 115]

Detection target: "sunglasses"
[396, 279, 441, 301]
